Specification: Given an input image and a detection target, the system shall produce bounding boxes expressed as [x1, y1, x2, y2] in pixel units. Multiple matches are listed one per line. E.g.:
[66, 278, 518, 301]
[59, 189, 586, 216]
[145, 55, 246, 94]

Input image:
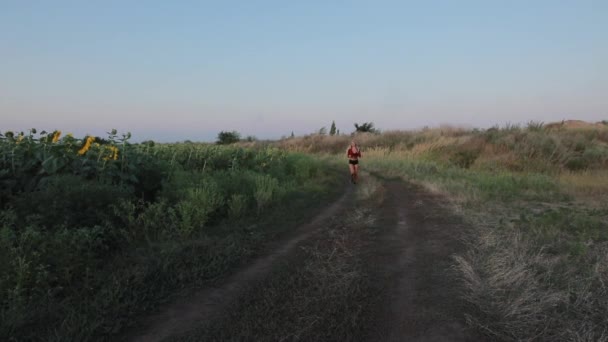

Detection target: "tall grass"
[274, 123, 608, 174]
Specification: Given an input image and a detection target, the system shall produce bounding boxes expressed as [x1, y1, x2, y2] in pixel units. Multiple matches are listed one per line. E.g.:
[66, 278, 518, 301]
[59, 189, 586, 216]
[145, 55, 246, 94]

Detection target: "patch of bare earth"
[363, 180, 487, 342]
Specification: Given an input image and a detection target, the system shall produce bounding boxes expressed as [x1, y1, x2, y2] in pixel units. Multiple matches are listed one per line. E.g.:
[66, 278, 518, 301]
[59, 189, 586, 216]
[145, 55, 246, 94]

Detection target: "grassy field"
[3, 122, 607, 341]
[0, 130, 343, 341]
[274, 121, 608, 341]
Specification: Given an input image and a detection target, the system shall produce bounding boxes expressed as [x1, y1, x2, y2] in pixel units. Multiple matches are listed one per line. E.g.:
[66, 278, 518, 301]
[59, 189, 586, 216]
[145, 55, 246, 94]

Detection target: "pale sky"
[1, 0, 607, 141]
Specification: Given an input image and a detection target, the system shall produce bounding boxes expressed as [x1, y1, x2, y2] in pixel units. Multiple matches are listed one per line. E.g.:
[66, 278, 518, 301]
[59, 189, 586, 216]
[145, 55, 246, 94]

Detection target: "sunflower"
[51, 131, 61, 143]
[78, 136, 95, 155]
[103, 146, 119, 161]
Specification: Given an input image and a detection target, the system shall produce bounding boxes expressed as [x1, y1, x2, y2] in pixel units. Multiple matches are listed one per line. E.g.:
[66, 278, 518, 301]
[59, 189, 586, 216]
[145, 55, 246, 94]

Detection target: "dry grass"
[454, 229, 567, 340]
[271, 123, 608, 175]
[355, 172, 384, 205]
[546, 120, 608, 131]
[559, 171, 608, 202]
[472, 144, 523, 172]
[454, 225, 608, 341]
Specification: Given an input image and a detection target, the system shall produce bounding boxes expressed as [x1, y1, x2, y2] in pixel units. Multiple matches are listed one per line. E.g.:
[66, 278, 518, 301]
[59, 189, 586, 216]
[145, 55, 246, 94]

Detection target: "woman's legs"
[353, 164, 359, 183]
[348, 163, 355, 182]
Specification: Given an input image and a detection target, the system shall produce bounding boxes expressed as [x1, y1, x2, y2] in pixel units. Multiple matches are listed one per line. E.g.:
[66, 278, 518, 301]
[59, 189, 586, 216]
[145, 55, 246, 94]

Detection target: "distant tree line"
[217, 120, 378, 143]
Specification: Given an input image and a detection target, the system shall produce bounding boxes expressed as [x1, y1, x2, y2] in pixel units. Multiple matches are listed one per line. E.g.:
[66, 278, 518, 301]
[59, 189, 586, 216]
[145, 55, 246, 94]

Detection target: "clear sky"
[1, 0, 607, 142]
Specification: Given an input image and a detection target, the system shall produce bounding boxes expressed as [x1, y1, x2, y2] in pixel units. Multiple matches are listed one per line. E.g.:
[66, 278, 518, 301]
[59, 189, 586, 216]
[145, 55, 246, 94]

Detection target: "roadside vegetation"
[0, 129, 341, 341]
[274, 120, 608, 341]
[4, 119, 607, 341]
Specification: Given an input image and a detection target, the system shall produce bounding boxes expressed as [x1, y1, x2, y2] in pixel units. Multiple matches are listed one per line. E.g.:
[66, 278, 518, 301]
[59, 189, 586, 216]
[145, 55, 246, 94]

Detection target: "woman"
[346, 140, 361, 184]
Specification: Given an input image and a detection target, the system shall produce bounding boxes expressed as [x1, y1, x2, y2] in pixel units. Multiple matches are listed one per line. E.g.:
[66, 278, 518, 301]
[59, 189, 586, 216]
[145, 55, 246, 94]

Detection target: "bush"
[177, 181, 224, 236]
[450, 150, 480, 169]
[216, 131, 241, 145]
[565, 156, 589, 171]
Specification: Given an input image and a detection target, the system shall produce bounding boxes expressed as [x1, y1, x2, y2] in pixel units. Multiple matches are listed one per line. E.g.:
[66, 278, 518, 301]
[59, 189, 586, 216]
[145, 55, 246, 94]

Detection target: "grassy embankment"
[0, 131, 342, 341]
[276, 121, 608, 341]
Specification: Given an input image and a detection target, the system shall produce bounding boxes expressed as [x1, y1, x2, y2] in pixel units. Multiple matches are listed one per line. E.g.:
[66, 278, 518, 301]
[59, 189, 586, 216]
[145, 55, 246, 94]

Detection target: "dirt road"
[363, 180, 483, 342]
[127, 177, 484, 341]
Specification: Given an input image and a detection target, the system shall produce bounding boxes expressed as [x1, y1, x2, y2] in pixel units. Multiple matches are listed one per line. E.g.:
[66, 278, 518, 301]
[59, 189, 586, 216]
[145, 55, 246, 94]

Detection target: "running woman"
[346, 140, 361, 184]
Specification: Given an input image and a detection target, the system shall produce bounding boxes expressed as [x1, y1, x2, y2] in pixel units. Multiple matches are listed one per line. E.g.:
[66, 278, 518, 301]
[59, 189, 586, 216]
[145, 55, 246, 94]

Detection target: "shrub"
[177, 182, 224, 236]
[527, 120, 545, 132]
[450, 150, 480, 169]
[216, 131, 241, 145]
[111, 199, 179, 243]
[565, 157, 589, 171]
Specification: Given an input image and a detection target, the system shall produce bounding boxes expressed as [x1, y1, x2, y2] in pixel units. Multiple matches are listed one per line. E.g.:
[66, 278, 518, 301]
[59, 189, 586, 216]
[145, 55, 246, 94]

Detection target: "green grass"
[365, 156, 566, 203]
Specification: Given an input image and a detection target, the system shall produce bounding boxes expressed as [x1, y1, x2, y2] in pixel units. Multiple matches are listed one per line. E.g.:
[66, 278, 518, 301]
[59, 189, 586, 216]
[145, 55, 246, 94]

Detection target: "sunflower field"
[0, 129, 340, 341]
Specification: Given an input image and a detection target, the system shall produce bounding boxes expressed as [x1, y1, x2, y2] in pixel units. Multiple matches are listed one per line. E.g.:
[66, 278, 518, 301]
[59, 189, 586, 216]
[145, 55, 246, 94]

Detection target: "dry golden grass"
[472, 144, 523, 172]
[559, 171, 608, 204]
[270, 122, 608, 176]
[546, 120, 608, 131]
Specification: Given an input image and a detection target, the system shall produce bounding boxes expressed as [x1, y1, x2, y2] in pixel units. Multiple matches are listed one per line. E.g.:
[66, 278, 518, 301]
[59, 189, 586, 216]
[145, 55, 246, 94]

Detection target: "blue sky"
[1, 0, 607, 141]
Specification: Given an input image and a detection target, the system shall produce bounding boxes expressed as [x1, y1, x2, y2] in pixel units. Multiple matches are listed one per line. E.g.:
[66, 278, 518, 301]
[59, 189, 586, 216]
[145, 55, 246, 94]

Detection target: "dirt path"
[128, 178, 483, 341]
[127, 186, 354, 342]
[364, 179, 484, 342]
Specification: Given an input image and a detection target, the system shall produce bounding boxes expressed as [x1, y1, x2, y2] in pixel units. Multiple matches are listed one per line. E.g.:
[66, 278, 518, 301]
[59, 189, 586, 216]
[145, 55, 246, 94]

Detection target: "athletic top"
[347, 147, 361, 159]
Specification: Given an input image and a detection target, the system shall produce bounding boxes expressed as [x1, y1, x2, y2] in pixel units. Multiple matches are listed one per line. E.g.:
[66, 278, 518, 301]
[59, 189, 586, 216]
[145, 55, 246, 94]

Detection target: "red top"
[347, 147, 361, 159]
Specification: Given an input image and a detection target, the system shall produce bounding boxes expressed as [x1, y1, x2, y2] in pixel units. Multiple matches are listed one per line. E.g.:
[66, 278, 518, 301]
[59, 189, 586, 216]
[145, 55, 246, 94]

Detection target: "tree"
[290, 131, 295, 138]
[354, 122, 377, 133]
[318, 127, 327, 135]
[329, 121, 337, 136]
[216, 130, 241, 145]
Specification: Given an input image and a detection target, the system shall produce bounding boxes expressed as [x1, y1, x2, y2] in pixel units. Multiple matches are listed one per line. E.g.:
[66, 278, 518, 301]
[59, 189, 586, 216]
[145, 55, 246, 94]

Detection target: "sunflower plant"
[0, 128, 159, 205]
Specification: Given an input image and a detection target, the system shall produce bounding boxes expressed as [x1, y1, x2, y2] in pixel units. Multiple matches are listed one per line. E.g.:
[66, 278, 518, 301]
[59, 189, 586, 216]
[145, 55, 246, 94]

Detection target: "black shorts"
[349, 159, 359, 165]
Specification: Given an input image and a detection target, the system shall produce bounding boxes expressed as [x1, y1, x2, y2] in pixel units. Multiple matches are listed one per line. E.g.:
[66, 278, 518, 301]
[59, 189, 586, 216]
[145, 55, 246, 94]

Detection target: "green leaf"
[34, 149, 46, 162]
[41, 156, 65, 174]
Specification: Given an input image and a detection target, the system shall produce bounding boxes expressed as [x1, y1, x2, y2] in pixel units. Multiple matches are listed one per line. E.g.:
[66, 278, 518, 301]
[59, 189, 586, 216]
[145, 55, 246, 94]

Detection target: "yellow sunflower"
[78, 136, 95, 155]
[51, 131, 61, 143]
